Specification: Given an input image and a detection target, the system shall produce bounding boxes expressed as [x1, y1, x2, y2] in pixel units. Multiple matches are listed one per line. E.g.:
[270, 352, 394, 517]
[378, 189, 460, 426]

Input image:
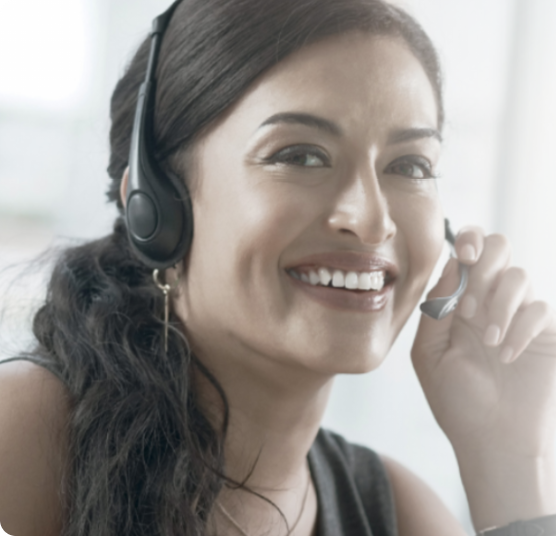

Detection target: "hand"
[412, 227, 556, 460]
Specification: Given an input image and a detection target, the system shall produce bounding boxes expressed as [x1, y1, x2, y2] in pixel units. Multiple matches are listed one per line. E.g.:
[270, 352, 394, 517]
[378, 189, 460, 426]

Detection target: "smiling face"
[173, 32, 445, 377]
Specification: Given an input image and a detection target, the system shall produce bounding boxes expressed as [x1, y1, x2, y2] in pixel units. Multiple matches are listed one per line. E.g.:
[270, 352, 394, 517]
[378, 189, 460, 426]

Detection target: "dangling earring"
[152, 268, 181, 353]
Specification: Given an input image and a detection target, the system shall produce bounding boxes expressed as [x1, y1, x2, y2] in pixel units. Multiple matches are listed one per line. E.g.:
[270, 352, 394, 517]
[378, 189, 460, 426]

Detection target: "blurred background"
[0, 0, 555, 531]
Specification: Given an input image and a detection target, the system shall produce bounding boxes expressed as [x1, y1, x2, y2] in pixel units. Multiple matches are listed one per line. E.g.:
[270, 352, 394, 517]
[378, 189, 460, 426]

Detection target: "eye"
[265, 145, 330, 168]
[384, 155, 437, 179]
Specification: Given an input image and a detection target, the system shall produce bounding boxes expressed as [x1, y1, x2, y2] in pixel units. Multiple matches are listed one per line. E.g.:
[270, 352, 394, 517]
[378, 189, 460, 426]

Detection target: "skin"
[1, 30, 555, 536]
[169, 32, 447, 535]
[415, 238, 556, 528]
[0, 361, 68, 536]
[165, 31, 556, 533]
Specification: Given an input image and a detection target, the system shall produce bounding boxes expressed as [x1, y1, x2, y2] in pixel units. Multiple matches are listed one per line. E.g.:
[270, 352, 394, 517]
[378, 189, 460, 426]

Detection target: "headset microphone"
[125, 0, 191, 269]
[420, 219, 469, 320]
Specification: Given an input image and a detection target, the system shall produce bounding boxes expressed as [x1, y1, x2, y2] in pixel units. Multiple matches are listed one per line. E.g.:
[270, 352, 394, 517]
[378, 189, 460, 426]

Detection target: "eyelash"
[384, 155, 438, 180]
[264, 145, 331, 168]
[264, 146, 437, 179]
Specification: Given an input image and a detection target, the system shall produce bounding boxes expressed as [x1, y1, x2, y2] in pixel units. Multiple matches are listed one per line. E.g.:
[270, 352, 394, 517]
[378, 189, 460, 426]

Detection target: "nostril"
[327, 200, 396, 245]
[339, 228, 358, 236]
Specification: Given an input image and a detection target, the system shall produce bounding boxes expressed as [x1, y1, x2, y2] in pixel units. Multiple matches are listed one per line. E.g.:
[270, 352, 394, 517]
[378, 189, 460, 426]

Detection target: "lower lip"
[287, 274, 393, 312]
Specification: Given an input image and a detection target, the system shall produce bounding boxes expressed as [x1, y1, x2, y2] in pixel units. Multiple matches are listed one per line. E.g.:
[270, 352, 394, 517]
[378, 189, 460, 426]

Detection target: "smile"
[284, 253, 397, 312]
[288, 267, 385, 291]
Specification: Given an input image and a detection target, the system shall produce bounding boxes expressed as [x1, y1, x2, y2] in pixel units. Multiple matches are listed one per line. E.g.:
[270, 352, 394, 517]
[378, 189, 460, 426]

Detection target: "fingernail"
[484, 324, 501, 346]
[459, 244, 476, 263]
[460, 295, 477, 319]
[499, 346, 514, 364]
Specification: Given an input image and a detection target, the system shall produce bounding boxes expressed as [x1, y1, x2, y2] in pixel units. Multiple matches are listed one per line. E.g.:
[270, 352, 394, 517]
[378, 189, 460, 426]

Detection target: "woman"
[0, 0, 554, 535]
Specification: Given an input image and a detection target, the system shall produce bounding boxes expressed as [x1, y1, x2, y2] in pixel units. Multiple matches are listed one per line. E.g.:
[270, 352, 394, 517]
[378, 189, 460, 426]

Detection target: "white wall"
[1, 0, 555, 532]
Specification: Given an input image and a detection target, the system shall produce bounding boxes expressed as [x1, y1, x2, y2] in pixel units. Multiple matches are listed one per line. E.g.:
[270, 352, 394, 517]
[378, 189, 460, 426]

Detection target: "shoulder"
[314, 430, 467, 536]
[379, 455, 468, 536]
[0, 359, 70, 536]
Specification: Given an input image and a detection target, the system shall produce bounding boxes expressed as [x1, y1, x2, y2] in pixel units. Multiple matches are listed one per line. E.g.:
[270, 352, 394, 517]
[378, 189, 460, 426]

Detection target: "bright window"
[0, 0, 91, 111]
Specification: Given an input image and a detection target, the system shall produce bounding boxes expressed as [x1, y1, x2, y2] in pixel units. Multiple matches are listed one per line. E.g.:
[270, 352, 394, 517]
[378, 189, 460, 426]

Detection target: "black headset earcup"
[126, 173, 193, 270]
[127, 191, 158, 240]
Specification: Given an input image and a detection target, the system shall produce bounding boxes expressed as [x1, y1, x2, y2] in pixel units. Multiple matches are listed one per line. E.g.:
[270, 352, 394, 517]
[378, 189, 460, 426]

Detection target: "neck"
[194, 346, 333, 488]
[192, 344, 331, 535]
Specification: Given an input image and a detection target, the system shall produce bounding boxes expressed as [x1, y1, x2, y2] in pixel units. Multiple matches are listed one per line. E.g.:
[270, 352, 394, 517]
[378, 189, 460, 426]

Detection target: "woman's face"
[175, 32, 444, 376]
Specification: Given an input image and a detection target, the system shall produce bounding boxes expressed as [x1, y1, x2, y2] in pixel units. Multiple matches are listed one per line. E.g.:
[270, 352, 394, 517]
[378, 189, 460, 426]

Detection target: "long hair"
[30, 0, 444, 534]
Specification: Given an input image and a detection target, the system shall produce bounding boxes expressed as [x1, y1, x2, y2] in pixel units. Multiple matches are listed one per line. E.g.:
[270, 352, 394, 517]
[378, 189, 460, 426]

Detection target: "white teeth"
[358, 272, 372, 290]
[345, 271, 358, 289]
[318, 268, 332, 286]
[373, 273, 384, 291]
[332, 270, 345, 288]
[309, 271, 320, 286]
[291, 267, 386, 291]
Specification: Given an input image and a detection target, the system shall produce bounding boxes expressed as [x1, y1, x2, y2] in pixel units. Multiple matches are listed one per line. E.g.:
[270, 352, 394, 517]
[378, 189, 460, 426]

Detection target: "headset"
[124, 1, 467, 318]
[125, 0, 190, 270]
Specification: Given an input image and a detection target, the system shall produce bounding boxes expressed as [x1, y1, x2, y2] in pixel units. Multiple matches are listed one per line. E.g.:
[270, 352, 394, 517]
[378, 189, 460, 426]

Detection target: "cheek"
[408, 202, 444, 272]
[390, 188, 445, 309]
[182, 173, 318, 328]
[194, 186, 307, 270]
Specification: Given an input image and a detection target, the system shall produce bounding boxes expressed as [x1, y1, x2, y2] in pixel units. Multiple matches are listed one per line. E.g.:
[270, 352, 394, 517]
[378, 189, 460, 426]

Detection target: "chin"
[296, 333, 394, 376]
[334, 354, 388, 375]
[343, 345, 392, 374]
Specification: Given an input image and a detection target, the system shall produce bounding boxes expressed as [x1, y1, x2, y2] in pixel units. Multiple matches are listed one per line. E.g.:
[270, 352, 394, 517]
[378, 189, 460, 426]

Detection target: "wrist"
[455, 448, 556, 531]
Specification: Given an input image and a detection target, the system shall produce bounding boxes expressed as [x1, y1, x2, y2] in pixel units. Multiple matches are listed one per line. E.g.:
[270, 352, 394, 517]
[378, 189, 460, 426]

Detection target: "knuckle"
[473, 271, 490, 289]
[488, 295, 512, 318]
[470, 264, 493, 287]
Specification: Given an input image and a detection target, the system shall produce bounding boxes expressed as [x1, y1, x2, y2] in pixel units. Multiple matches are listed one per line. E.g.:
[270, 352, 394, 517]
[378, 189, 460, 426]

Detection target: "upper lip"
[285, 251, 399, 278]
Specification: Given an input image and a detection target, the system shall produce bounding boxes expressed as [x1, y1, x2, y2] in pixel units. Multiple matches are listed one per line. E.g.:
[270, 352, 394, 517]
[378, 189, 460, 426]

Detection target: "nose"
[326, 163, 396, 246]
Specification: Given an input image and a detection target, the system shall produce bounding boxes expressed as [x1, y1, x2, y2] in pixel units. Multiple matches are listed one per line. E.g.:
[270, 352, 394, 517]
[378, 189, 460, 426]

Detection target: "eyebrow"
[258, 112, 343, 137]
[257, 112, 442, 144]
[387, 127, 443, 144]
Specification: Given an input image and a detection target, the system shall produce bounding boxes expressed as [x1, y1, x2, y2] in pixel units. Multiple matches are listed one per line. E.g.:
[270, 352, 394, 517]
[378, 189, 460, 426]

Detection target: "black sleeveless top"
[0, 356, 398, 536]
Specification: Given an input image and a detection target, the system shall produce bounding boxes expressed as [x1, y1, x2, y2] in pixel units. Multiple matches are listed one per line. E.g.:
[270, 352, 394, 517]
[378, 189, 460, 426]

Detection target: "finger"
[458, 234, 512, 320]
[455, 226, 485, 265]
[483, 267, 531, 347]
[497, 300, 553, 364]
[522, 281, 536, 307]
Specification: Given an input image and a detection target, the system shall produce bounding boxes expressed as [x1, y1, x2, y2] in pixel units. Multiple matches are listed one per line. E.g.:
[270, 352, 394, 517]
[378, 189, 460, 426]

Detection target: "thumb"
[412, 258, 460, 374]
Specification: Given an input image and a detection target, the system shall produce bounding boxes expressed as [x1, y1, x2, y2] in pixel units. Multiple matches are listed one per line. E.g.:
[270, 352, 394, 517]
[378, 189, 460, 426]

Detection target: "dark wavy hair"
[29, 0, 444, 534]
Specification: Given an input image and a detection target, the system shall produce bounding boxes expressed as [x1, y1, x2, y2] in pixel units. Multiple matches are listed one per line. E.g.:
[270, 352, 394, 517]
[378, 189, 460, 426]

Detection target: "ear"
[120, 167, 130, 208]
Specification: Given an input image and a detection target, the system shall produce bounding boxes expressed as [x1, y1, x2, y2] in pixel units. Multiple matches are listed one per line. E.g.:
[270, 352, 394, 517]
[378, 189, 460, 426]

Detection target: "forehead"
[219, 31, 439, 137]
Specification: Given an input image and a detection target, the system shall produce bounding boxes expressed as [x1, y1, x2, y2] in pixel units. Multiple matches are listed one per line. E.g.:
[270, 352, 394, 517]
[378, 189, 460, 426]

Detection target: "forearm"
[456, 449, 556, 531]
